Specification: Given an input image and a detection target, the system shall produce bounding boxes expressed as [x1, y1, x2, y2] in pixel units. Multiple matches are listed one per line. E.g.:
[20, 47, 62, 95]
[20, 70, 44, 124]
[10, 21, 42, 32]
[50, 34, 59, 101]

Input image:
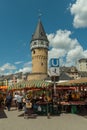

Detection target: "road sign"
[50, 67, 60, 76]
[50, 58, 59, 67]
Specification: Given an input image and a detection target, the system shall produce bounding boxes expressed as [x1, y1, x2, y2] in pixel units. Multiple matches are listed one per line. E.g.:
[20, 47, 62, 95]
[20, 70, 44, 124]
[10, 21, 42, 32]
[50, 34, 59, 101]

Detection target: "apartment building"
[76, 58, 87, 72]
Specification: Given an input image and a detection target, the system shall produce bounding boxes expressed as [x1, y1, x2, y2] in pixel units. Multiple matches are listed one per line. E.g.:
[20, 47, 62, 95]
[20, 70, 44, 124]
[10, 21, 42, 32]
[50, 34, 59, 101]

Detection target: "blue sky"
[0, 0, 87, 75]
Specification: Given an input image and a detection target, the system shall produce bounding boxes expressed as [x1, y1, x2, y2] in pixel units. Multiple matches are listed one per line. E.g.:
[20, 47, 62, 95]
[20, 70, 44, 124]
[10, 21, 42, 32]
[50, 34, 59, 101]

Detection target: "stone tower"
[28, 19, 49, 80]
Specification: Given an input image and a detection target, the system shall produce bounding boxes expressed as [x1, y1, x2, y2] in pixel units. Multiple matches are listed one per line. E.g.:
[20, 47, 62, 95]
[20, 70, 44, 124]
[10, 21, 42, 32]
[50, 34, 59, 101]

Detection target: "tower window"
[33, 50, 35, 54]
[46, 42, 48, 46]
[41, 62, 43, 66]
[41, 41, 43, 44]
[34, 42, 37, 45]
[40, 32, 43, 36]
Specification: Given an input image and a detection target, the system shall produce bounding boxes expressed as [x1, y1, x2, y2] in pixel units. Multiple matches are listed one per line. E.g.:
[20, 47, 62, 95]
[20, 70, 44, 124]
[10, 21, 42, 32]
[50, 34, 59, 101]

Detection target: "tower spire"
[31, 19, 48, 42]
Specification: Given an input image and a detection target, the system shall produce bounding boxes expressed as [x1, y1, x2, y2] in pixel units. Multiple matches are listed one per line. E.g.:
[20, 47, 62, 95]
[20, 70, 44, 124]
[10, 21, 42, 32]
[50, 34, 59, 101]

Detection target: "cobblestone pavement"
[0, 108, 87, 130]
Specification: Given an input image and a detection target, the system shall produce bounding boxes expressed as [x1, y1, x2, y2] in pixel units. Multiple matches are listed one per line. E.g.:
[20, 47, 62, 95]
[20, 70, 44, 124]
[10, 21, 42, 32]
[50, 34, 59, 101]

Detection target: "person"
[22, 96, 26, 111]
[16, 93, 23, 111]
[13, 92, 18, 109]
[0, 94, 4, 108]
[5, 92, 12, 111]
[24, 97, 32, 115]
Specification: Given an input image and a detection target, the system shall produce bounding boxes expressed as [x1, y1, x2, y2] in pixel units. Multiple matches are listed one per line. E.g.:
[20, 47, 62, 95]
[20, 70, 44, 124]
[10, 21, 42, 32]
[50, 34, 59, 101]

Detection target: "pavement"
[0, 108, 87, 130]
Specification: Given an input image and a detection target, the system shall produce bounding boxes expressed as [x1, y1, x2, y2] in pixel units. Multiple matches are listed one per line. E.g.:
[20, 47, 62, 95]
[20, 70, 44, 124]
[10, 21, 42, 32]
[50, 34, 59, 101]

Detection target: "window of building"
[41, 62, 43, 66]
[33, 50, 35, 54]
[34, 42, 37, 45]
[41, 41, 43, 44]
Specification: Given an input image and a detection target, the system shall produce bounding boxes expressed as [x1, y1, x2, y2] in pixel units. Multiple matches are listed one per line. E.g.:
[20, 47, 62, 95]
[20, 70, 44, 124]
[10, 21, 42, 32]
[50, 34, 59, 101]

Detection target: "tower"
[28, 19, 49, 80]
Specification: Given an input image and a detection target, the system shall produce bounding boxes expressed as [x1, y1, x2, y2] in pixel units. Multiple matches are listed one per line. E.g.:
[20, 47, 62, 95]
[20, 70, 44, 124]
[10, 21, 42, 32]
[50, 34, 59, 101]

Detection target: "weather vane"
[38, 9, 42, 20]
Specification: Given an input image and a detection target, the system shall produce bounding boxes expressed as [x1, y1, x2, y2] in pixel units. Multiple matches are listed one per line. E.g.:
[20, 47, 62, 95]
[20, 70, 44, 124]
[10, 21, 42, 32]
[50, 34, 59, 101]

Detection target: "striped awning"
[57, 78, 87, 86]
[8, 80, 52, 91]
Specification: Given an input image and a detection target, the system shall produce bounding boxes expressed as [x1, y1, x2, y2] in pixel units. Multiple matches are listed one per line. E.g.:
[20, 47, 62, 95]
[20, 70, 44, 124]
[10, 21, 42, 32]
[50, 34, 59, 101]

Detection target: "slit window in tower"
[41, 62, 43, 66]
[33, 50, 35, 54]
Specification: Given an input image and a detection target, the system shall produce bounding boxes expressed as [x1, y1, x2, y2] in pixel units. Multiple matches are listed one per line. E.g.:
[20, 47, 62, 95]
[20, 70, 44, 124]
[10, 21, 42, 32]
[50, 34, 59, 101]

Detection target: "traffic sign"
[50, 67, 60, 76]
[50, 58, 59, 67]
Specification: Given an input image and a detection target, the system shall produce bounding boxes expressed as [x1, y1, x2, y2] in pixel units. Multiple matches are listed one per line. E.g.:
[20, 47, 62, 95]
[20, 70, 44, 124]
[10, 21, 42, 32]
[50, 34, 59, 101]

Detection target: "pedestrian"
[16, 93, 23, 111]
[5, 92, 12, 111]
[25, 98, 32, 115]
[13, 92, 18, 109]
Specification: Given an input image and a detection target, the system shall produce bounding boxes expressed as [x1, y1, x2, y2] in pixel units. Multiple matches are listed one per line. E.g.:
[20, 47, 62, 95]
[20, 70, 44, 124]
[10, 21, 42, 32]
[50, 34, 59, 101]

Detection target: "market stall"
[7, 78, 87, 115]
[8, 80, 54, 115]
[0, 90, 6, 108]
[55, 78, 87, 114]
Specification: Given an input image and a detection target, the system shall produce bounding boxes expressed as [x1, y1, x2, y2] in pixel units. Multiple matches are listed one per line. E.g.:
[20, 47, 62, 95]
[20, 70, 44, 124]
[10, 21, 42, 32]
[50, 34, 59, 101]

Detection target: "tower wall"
[28, 20, 49, 80]
[32, 48, 48, 74]
[27, 73, 48, 80]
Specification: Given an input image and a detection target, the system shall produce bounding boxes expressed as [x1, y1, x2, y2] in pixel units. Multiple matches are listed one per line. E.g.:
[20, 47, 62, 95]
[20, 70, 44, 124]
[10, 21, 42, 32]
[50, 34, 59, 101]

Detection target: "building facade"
[76, 58, 87, 72]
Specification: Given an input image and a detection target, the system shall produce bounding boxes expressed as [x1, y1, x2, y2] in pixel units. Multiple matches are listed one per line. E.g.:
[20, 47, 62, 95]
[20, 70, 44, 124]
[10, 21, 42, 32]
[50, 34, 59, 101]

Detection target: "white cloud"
[70, 0, 87, 28]
[14, 61, 23, 65]
[16, 67, 31, 74]
[0, 63, 16, 75]
[0, 63, 16, 71]
[83, 50, 87, 58]
[47, 30, 79, 50]
[66, 45, 83, 65]
[15, 61, 32, 74]
[0, 61, 32, 76]
[47, 29, 87, 66]
[24, 61, 32, 67]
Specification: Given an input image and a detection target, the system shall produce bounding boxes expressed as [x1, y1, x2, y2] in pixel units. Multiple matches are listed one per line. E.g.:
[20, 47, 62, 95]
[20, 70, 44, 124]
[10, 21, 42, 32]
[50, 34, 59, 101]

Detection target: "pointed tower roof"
[31, 20, 48, 42]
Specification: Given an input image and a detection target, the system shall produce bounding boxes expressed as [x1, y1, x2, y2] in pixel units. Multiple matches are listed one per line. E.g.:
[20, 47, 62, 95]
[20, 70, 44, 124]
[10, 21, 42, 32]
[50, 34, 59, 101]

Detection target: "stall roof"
[58, 77, 87, 86]
[8, 80, 53, 91]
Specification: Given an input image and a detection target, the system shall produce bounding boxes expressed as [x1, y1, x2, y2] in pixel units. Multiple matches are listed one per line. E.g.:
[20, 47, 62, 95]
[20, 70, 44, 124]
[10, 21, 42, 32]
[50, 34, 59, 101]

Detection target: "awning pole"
[54, 76, 56, 96]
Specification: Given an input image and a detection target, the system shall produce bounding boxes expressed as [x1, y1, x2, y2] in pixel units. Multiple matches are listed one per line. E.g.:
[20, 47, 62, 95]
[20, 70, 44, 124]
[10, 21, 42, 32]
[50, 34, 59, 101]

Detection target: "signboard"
[49, 58, 60, 76]
[50, 67, 60, 76]
[50, 58, 59, 67]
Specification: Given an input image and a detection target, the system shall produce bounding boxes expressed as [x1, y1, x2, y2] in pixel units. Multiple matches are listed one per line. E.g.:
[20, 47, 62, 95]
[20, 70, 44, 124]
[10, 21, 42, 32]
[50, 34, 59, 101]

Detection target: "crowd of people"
[4, 92, 33, 116]
[0, 89, 87, 116]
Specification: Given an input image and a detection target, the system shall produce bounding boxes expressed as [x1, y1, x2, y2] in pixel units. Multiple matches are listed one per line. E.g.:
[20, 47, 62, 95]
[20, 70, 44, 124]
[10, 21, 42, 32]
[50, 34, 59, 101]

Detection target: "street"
[0, 108, 87, 130]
